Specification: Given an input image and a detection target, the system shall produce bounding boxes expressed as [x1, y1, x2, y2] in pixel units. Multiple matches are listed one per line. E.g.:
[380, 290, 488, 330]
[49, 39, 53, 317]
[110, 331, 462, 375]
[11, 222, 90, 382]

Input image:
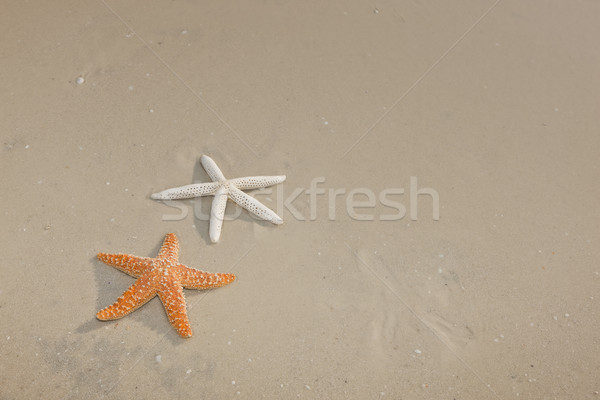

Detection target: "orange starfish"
[96, 233, 235, 338]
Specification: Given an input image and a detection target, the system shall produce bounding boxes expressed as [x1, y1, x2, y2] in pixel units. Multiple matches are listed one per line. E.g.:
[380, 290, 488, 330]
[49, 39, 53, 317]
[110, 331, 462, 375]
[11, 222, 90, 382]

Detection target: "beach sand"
[1, 1, 599, 398]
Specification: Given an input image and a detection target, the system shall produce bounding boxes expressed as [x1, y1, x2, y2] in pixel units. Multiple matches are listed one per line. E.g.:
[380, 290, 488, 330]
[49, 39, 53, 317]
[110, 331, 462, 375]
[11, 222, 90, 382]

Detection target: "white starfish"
[151, 155, 286, 243]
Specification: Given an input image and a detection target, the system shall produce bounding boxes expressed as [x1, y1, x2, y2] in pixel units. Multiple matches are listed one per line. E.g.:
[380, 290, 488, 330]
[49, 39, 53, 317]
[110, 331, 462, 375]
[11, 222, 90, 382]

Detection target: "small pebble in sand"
[155, 355, 161, 363]
[414, 349, 422, 354]
[186, 369, 192, 374]
[76, 77, 85, 85]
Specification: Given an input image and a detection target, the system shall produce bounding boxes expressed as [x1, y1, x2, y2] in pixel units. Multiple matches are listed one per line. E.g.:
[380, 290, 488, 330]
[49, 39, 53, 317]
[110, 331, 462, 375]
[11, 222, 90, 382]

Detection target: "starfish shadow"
[79, 255, 128, 335]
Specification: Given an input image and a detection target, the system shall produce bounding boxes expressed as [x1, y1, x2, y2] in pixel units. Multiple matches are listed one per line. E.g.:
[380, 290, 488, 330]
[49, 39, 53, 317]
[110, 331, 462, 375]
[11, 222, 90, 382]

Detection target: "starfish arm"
[97, 253, 154, 277]
[157, 233, 179, 261]
[209, 186, 228, 243]
[158, 279, 193, 338]
[96, 275, 157, 320]
[175, 265, 236, 289]
[201, 155, 227, 182]
[230, 175, 286, 190]
[150, 182, 220, 200]
[228, 186, 284, 224]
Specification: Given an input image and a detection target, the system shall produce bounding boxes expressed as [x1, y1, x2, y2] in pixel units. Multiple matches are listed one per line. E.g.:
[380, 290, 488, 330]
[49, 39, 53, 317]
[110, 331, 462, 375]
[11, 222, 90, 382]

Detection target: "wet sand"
[1, 1, 599, 398]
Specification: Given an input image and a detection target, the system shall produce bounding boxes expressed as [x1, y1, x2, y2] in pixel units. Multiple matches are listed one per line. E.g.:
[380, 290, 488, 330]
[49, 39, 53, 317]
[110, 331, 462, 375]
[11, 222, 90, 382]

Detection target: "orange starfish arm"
[97, 253, 154, 277]
[175, 265, 236, 289]
[96, 275, 157, 320]
[158, 280, 192, 338]
[157, 233, 179, 261]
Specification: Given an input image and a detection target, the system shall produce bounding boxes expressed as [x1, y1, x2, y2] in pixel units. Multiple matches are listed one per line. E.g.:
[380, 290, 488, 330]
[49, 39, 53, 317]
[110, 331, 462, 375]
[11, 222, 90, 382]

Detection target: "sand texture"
[1, 1, 599, 399]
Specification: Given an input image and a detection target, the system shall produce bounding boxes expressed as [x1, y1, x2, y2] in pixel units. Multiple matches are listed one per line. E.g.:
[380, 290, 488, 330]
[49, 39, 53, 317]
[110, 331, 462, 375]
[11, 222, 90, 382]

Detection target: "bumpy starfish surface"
[151, 155, 286, 243]
[96, 233, 235, 338]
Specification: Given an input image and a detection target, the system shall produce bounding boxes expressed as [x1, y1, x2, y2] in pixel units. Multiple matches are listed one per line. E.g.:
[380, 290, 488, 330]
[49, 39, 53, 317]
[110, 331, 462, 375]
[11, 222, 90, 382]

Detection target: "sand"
[1, 1, 599, 399]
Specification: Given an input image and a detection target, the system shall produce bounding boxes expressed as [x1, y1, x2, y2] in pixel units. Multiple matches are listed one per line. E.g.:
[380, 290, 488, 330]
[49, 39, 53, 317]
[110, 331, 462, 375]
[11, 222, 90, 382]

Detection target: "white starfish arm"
[230, 175, 286, 190]
[201, 155, 226, 182]
[228, 186, 283, 224]
[209, 186, 229, 243]
[151, 182, 220, 200]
